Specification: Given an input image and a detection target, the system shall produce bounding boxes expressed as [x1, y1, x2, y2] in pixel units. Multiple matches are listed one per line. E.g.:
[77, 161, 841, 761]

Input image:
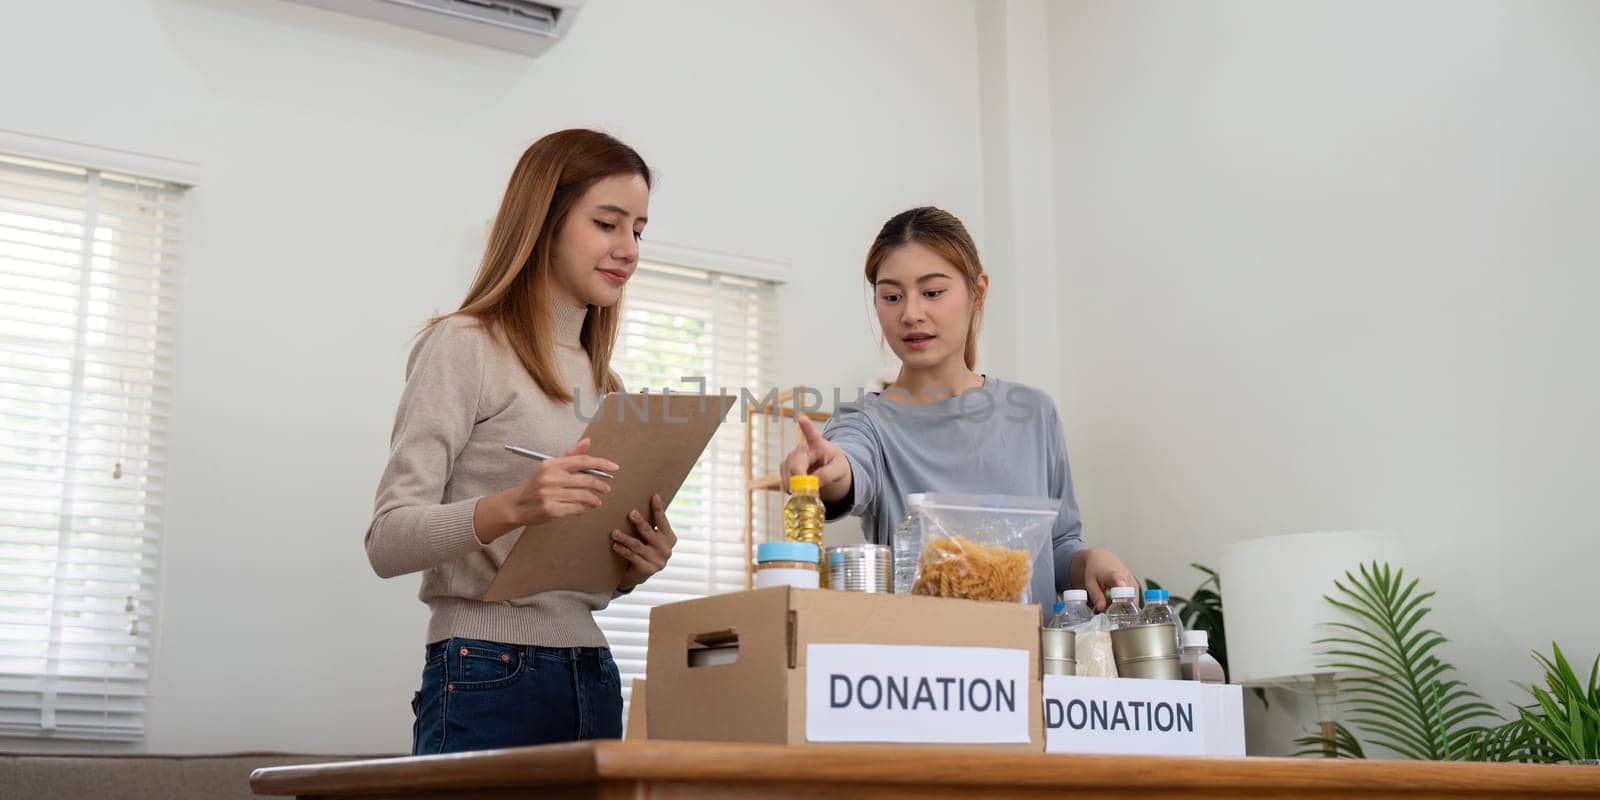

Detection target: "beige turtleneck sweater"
[365, 300, 616, 647]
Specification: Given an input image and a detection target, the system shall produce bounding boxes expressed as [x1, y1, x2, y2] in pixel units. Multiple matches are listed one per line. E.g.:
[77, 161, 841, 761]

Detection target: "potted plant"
[1292, 561, 1593, 764]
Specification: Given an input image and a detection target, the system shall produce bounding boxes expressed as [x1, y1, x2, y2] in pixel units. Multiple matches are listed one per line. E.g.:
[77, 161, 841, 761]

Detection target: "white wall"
[976, 0, 1063, 399]
[1048, 0, 1600, 755]
[10, 0, 1593, 760]
[0, 0, 984, 753]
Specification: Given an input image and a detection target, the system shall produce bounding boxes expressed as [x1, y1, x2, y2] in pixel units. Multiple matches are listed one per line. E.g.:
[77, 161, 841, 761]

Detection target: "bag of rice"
[910, 494, 1058, 610]
[1072, 614, 1118, 677]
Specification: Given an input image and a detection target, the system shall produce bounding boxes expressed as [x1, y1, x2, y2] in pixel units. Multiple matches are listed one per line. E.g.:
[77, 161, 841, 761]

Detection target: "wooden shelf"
[748, 387, 832, 422]
[748, 405, 831, 422]
[744, 388, 833, 589]
[748, 474, 783, 492]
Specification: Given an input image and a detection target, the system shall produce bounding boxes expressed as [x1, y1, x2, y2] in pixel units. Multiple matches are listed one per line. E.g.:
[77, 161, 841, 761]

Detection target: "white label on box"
[1043, 675, 1212, 756]
[805, 643, 1031, 744]
[1202, 683, 1246, 756]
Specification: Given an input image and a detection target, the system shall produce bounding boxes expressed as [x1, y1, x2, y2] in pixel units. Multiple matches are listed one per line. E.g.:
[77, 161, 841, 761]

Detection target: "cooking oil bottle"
[784, 475, 825, 545]
[784, 474, 826, 588]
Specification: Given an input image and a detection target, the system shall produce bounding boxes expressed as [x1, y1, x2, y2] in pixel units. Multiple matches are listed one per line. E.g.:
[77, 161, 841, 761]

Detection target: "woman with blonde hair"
[782, 207, 1135, 611]
[366, 129, 673, 753]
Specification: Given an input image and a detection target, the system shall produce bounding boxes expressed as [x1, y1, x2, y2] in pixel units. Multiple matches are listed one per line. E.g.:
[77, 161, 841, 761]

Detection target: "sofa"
[0, 752, 393, 799]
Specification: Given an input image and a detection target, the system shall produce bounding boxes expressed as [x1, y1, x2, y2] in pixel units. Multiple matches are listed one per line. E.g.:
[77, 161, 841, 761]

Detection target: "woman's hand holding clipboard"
[482, 391, 736, 601]
[610, 494, 678, 593]
[501, 441, 675, 586]
[472, 439, 620, 546]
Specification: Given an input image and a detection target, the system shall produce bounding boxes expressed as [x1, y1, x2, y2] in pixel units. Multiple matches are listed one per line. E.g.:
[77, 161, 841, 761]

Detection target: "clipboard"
[482, 391, 736, 601]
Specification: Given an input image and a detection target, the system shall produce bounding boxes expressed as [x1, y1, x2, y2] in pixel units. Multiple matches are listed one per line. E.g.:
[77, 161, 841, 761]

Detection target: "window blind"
[0, 152, 185, 740]
[594, 261, 777, 706]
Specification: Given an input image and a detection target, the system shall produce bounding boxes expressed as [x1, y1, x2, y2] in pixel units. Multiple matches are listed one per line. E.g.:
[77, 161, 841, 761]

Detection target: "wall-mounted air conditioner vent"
[290, 0, 584, 56]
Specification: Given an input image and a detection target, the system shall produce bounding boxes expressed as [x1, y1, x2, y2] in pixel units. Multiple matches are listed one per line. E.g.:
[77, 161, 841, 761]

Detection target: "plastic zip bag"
[911, 493, 1058, 606]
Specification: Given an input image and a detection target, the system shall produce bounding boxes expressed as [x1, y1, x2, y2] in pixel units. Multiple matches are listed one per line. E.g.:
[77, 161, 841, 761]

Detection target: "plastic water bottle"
[1105, 586, 1141, 629]
[891, 493, 927, 594]
[1047, 589, 1095, 629]
[1138, 588, 1184, 651]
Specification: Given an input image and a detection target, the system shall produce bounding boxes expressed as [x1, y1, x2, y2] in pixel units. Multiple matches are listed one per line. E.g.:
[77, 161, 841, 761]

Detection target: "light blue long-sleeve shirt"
[822, 377, 1086, 603]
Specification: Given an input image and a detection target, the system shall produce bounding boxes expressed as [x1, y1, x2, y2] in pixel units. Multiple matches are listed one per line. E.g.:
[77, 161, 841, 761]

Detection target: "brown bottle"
[1180, 630, 1225, 683]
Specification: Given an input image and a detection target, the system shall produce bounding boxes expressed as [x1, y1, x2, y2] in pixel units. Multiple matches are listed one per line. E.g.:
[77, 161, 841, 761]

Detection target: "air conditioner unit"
[291, 0, 584, 57]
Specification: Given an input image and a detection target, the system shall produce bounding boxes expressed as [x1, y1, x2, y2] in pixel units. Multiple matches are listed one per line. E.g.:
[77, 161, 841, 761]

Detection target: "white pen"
[503, 445, 615, 480]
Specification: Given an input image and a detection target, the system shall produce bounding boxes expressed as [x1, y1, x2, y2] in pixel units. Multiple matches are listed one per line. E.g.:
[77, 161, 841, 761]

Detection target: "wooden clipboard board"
[482, 391, 736, 601]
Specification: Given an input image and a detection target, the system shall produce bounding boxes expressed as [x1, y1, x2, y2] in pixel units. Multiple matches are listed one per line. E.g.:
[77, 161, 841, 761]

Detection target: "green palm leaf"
[1457, 718, 1541, 762]
[1306, 561, 1500, 761]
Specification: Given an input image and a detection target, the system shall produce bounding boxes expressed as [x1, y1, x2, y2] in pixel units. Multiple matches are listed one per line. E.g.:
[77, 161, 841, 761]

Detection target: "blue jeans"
[411, 638, 623, 755]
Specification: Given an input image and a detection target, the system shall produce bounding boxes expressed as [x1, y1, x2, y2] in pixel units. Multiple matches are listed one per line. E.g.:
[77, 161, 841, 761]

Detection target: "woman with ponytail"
[781, 207, 1135, 611]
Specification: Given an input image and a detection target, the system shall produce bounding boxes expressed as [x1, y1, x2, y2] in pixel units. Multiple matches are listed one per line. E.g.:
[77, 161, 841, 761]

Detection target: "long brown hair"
[863, 206, 986, 369]
[435, 129, 650, 402]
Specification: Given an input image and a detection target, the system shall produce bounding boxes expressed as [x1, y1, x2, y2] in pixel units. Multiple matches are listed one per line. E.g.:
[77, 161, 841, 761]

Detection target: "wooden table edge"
[250, 740, 1600, 796]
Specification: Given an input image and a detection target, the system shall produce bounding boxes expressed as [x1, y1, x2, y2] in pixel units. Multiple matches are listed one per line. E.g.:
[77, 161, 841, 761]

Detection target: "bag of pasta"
[911, 494, 1058, 608]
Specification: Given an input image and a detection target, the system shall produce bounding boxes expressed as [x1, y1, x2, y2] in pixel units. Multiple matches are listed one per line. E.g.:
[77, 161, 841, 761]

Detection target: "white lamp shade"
[1218, 531, 1405, 686]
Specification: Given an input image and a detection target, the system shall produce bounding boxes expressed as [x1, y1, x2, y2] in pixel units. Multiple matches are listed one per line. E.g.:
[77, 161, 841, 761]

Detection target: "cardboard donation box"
[1042, 676, 1246, 757]
[624, 679, 647, 740]
[646, 587, 1042, 750]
